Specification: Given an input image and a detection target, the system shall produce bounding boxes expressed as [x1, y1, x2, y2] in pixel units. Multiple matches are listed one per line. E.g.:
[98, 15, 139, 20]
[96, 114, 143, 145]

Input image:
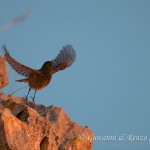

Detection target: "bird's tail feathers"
[16, 78, 29, 83]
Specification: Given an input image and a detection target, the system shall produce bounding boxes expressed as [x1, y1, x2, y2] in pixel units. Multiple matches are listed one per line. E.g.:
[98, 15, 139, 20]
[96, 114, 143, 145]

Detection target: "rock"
[0, 93, 94, 150]
[0, 56, 8, 89]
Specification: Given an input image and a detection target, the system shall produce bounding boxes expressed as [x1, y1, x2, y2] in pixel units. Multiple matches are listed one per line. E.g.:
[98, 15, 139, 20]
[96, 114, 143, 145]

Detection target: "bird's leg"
[32, 90, 37, 102]
[25, 88, 31, 100]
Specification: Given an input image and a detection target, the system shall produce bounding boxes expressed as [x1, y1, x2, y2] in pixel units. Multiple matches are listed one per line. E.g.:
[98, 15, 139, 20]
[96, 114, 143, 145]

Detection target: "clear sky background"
[0, 0, 150, 149]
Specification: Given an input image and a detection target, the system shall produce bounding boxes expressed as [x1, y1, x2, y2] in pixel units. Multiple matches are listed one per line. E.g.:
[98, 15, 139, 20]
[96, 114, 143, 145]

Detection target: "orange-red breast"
[2, 45, 76, 102]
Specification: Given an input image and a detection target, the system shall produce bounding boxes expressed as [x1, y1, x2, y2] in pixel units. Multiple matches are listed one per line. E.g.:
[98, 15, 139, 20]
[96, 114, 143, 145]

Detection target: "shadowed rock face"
[0, 56, 8, 89]
[0, 56, 94, 150]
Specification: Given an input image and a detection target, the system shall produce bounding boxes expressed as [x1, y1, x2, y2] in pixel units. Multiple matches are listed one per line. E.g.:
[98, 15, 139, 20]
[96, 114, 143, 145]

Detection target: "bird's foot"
[25, 95, 28, 100]
[30, 96, 35, 103]
[24, 95, 28, 104]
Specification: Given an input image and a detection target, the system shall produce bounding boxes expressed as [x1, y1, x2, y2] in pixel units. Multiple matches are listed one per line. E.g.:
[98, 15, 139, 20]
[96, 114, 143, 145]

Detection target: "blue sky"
[1, 0, 150, 149]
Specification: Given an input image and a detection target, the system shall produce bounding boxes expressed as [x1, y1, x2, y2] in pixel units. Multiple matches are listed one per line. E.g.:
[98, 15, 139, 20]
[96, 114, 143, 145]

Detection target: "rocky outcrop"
[0, 56, 94, 150]
[0, 56, 8, 89]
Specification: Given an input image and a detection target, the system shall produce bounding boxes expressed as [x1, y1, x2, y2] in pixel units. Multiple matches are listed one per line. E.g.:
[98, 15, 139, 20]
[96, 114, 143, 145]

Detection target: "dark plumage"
[2, 45, 76, 101]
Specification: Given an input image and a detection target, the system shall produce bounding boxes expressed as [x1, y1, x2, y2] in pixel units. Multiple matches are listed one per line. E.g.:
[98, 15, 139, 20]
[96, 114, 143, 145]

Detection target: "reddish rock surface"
[0, 56, 8, 89]
[0, 94, 94, 150]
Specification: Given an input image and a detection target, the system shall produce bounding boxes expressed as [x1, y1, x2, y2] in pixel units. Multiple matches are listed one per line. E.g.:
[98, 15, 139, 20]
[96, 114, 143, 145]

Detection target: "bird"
[2, 45, 76, 102]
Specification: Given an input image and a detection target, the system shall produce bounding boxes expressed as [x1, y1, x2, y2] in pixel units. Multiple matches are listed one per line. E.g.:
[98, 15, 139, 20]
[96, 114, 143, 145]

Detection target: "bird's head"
[40, 61, 52, 73]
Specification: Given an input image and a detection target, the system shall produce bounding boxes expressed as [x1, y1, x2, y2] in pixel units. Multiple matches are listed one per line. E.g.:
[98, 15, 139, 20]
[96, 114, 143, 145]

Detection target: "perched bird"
[2, 45, 76, 102]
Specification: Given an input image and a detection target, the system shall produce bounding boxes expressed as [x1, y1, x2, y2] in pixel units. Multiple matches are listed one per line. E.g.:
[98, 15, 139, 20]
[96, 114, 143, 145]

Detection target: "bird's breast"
[29, 74, 52, 90]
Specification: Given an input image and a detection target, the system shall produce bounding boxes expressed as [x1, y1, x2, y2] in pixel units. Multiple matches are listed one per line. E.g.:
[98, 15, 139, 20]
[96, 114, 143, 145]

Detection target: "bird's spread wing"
[51, 45, 76, 74]
[2, 45, 40, 77]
